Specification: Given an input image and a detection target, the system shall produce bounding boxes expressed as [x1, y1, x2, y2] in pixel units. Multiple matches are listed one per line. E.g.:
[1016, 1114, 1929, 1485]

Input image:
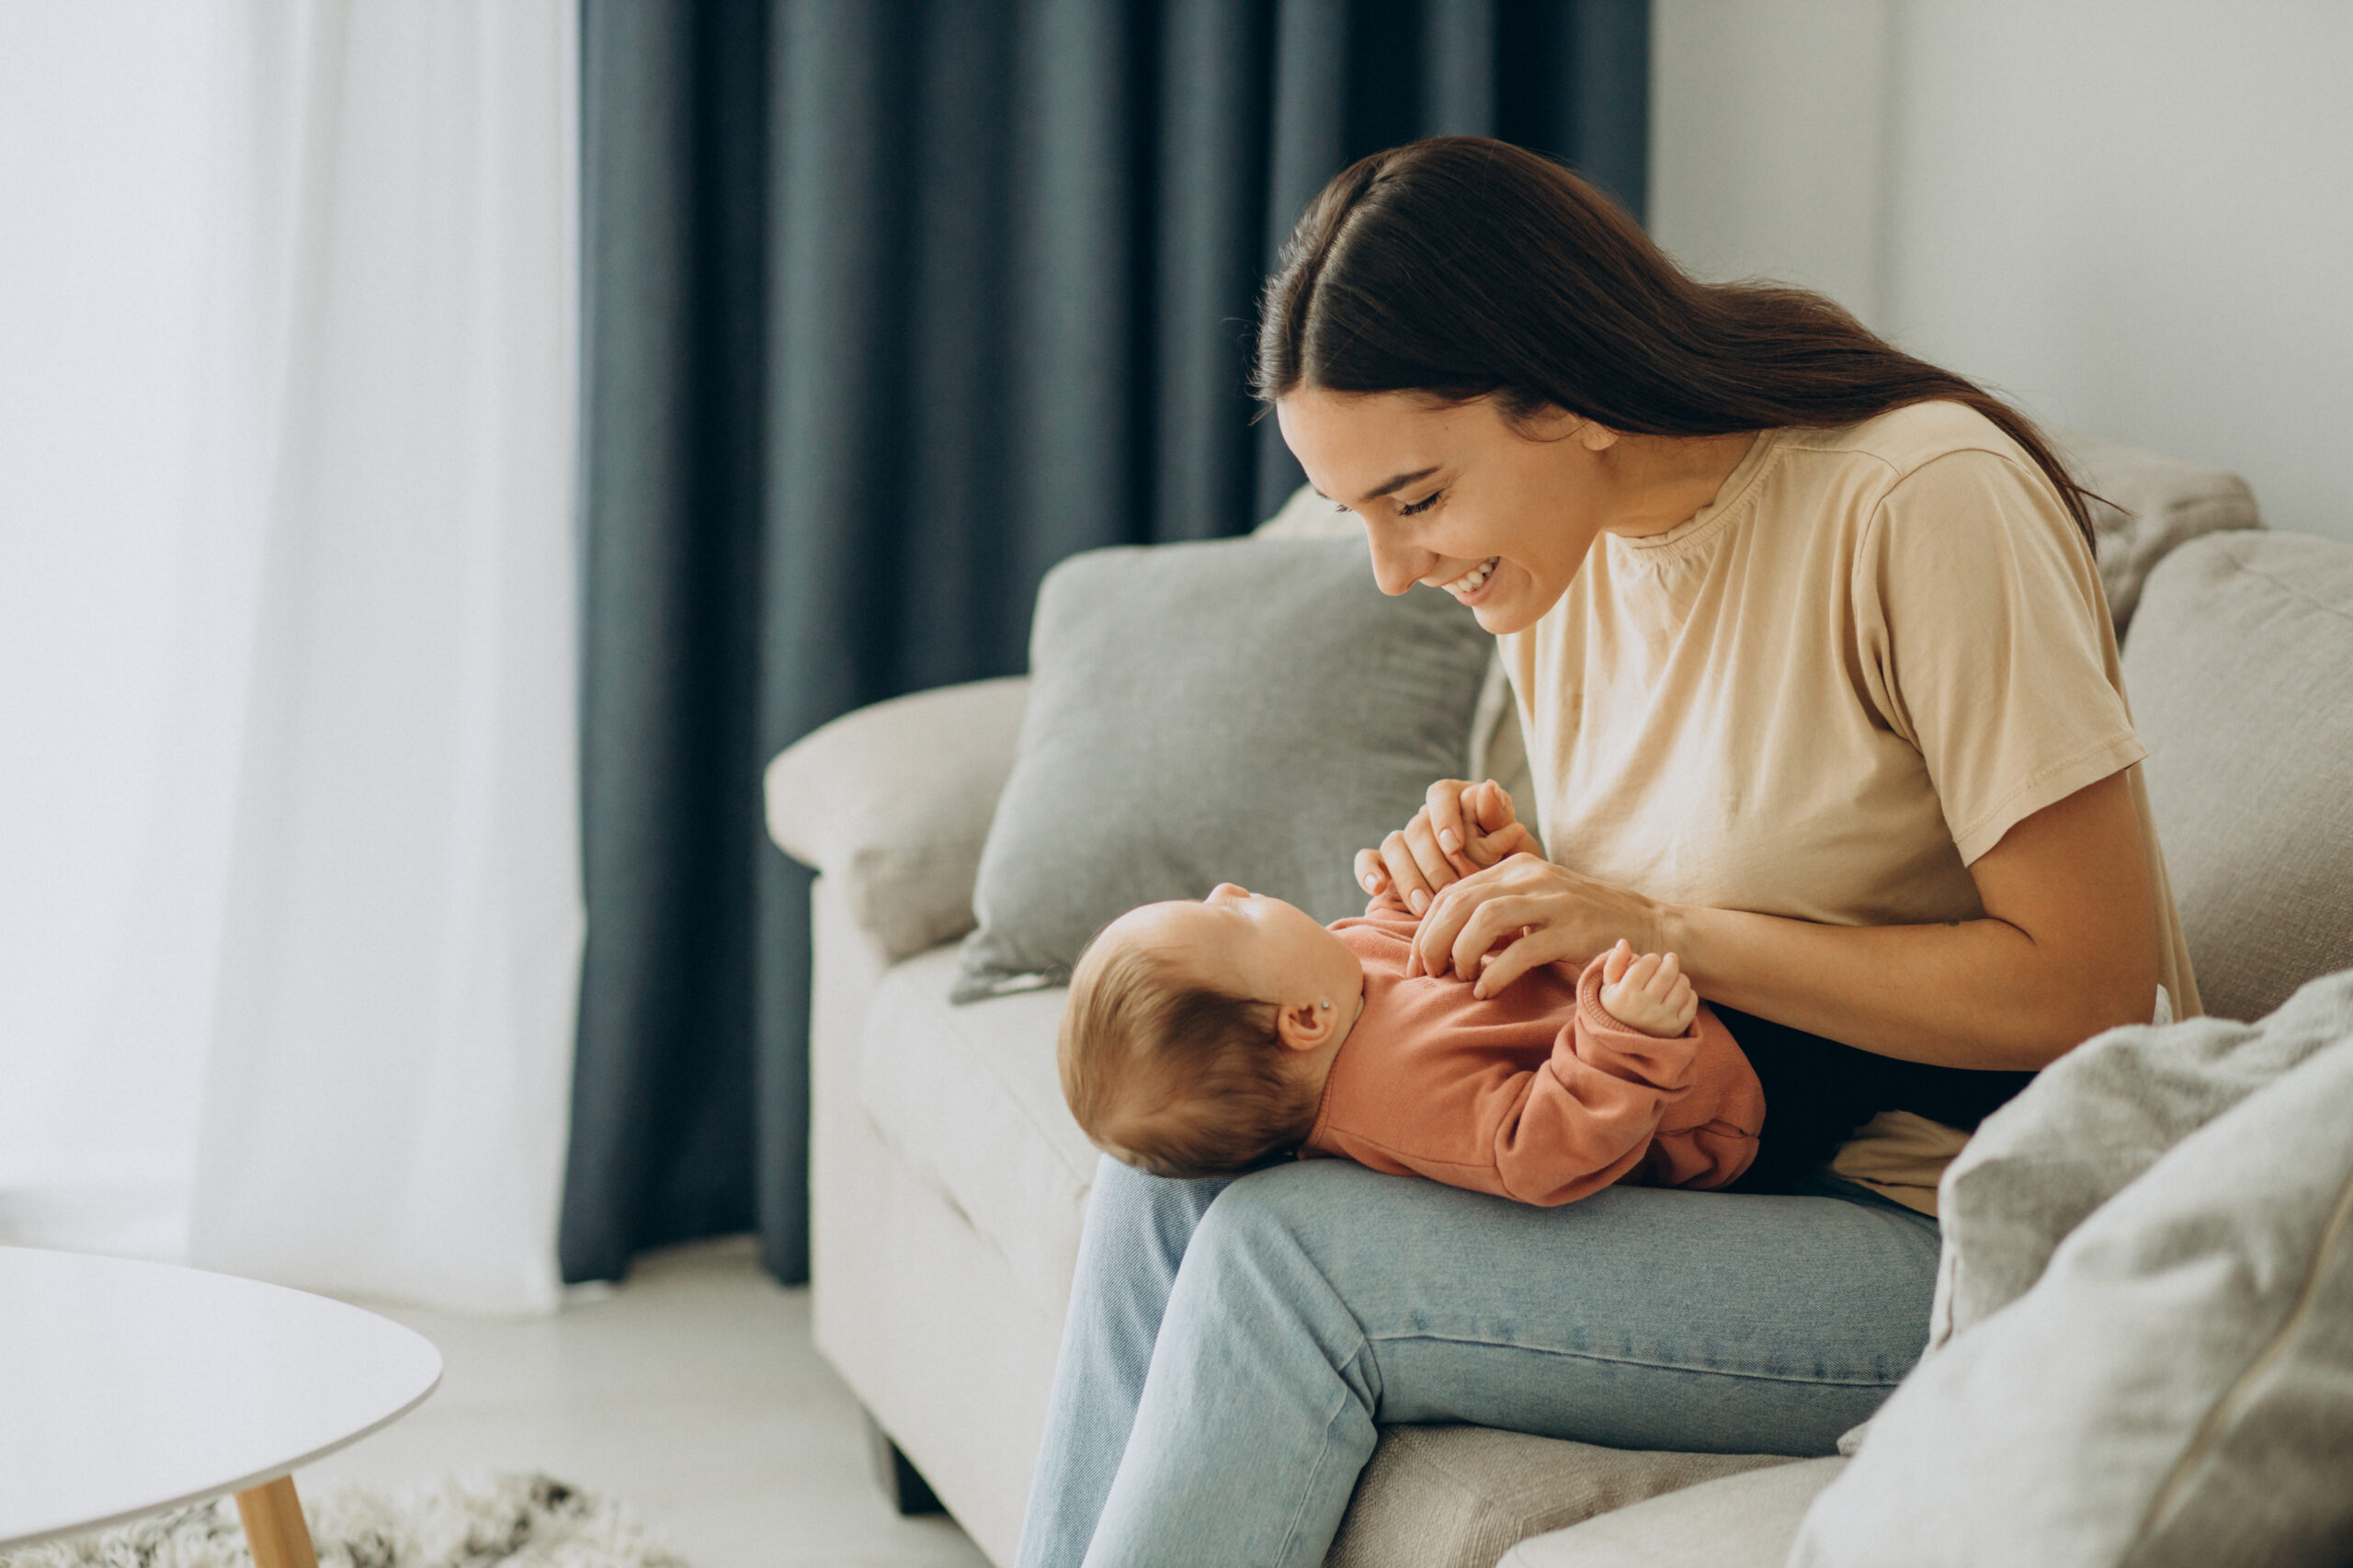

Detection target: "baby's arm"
[1596, 938, 1699, 1037]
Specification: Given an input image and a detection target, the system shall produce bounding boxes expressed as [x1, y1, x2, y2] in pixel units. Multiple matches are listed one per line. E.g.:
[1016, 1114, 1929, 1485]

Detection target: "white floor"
[301, 1237, 992, 1568]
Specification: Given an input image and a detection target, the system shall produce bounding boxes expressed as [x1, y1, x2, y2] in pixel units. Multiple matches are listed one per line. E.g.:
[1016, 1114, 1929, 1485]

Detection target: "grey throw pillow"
[1792, 969, 2353, 1568]
[953, 536, 1492, 1003]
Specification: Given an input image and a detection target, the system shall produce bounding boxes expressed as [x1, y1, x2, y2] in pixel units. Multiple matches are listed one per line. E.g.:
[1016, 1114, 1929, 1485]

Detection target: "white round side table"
[0, 1245, 441, 1566]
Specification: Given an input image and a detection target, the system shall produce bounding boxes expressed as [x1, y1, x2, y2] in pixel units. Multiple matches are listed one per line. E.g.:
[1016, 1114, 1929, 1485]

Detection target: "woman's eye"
[1397, 490, 1443, 517]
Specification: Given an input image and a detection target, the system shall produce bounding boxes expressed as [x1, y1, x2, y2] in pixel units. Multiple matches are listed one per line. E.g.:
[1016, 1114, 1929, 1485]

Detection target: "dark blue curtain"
[563, 0, 1652, 1286]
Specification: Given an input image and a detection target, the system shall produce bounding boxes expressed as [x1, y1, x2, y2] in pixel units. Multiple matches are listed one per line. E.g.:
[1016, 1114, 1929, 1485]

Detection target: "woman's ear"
[1274, 999, 1339, 1052]
[1509, 402, 1584, 444]
[1511, 402, 1616, 451]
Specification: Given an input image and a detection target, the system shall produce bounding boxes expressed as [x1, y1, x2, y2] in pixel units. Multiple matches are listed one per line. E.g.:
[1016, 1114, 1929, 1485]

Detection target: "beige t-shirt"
[1498, 401, 2198, 1212]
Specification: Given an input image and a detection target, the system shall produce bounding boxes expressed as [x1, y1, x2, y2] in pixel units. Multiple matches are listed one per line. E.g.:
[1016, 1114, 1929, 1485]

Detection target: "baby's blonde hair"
[1058, 926, 1322, 1178]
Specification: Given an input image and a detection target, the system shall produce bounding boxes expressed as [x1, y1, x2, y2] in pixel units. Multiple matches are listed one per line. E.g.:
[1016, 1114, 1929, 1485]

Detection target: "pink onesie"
[1302, 900, 1766, 1205]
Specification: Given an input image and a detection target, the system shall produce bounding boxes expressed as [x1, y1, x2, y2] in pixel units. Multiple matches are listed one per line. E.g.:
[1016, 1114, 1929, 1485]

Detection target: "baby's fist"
[1454, 779, 1540, 871]
[1597, 939, 1699, 1037]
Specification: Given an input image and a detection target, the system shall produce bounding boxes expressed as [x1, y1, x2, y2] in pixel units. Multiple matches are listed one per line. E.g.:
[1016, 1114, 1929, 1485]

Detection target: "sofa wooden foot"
[863, 1408, 947, 1517]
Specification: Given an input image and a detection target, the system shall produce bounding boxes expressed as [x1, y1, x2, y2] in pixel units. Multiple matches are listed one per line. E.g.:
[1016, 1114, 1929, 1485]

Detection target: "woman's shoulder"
[1777, 400, 2035, 489]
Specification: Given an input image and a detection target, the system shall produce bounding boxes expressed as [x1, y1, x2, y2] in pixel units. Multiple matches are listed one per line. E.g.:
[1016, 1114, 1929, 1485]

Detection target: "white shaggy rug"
[2, 1474, 686, 1568]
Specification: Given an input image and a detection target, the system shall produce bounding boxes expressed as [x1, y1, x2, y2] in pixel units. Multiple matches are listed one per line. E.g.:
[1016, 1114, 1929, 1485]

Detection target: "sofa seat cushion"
[1499, 1457, 1845, 1567]
[858, 944, 1097, 1318]
[1329, 1426, 1795, 1568]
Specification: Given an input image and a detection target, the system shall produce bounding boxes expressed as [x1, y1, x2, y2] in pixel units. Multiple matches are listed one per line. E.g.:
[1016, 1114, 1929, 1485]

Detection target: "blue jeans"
[1015, 1156, 1940, 1568]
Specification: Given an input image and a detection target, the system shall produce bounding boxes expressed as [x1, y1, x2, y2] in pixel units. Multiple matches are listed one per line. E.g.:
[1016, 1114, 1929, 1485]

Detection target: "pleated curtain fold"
[565, 0, 1651, 1285]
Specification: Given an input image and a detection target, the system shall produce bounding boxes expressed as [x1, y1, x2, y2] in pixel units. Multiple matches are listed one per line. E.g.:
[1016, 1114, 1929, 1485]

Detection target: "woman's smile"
[1431, 555, 1502, 603]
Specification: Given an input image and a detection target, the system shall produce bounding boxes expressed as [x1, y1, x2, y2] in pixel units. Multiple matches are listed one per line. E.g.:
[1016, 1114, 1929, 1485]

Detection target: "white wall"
[1651, 0, 2353, 542]
[1650, 1, 1895, 328]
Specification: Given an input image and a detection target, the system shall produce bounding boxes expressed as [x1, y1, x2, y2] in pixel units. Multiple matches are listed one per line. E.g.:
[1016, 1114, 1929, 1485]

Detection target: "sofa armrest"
[765, 676, 1029, 962]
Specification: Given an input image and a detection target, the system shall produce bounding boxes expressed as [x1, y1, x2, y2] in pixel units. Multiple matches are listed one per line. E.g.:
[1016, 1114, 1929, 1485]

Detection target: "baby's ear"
[1274, 998, 1338, 1051]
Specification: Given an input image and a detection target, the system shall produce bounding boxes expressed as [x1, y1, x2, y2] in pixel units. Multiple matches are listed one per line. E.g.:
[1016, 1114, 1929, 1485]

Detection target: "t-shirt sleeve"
[1855, 448, 2144, 865]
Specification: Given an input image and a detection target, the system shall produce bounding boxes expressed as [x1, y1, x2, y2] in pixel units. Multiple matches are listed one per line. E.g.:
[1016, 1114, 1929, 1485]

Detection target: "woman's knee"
[1092, 1152, 1227, 1222]
[1159, 1165, 1384, 1396]
[1182, 1162, 1375, 1301]
[1076, 1154, 1232, 1290]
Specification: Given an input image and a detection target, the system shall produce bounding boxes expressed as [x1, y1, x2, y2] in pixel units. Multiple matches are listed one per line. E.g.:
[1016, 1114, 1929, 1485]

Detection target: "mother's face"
[1276, 387, 1616, 636]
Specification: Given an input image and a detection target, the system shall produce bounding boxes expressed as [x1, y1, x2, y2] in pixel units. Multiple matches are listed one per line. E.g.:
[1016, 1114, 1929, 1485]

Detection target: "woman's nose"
[1363, 528, 1433, 597]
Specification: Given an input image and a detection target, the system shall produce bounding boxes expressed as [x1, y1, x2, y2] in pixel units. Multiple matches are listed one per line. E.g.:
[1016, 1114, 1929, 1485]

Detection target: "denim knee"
[1083, 1154, 1228, 1278]
[1181, 1165, 1362, 1319]
[1166, 1165, 1383, 1400]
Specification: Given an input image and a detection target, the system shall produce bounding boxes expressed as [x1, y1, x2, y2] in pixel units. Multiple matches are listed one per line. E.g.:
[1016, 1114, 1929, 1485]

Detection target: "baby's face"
[1108, 884, 1366, 1016]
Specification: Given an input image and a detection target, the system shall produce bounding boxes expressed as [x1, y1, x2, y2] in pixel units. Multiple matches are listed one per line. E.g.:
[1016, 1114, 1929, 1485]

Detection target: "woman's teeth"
[1443, 557, 1499, 595]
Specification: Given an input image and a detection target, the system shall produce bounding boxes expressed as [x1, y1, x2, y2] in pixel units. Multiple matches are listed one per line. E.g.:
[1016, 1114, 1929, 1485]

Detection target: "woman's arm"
[1419, 771, 2160, 1073]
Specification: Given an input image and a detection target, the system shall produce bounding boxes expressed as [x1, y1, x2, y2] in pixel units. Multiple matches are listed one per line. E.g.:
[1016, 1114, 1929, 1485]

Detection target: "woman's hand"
[1355, 779, 1543, 916]
[1410, 852, 1668, 997]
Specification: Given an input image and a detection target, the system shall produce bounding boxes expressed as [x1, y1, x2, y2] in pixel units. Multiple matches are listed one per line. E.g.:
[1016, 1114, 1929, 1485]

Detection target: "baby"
[1058, 806, 1765, 1205]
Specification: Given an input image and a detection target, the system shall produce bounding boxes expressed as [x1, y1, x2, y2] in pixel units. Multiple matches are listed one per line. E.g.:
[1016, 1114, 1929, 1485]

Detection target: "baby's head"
[1059, 883, 1367, 1179]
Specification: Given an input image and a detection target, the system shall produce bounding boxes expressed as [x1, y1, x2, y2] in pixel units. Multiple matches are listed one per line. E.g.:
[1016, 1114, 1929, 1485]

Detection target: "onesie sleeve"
[1476, 974, 1689, 1204]
[1854, 449, 2144, 865]
[1475, 959, 1765, 1205]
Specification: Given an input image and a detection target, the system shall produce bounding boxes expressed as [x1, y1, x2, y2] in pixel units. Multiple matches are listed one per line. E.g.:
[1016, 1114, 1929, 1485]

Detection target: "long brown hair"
[1255, 137, 2097, 551]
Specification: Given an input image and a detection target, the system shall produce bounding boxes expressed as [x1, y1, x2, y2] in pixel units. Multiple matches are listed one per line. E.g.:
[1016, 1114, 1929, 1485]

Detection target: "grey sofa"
[765, 439, 2352, 1566]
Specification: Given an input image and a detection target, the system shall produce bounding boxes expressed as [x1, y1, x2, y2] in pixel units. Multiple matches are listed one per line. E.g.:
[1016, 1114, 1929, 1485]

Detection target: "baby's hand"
[1451, 779, 1542, 875]
[1597, 939, 1698, 1037]
[1359, 778, 1545, 919]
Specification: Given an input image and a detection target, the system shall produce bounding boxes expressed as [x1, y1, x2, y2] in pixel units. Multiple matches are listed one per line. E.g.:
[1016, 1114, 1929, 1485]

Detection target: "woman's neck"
[1597, 429, 1761, 540]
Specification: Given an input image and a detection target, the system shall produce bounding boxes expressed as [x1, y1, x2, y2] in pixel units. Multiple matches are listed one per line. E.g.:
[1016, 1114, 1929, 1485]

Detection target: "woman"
[1016, 138, 2194, 1568]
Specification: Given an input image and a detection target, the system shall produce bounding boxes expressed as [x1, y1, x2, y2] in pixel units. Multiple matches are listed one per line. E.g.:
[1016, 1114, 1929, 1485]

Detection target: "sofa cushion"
[2054, 429, 2260, 635]
[1790, 972, 2353, 1568]
[955, 535, 1493, 1001]
[2123, 530, 2353, 1021]
[1499, 1457, 1846, 1567]
[858, 945, 1097, 1318]
[1327, 1426, 1793, 1568]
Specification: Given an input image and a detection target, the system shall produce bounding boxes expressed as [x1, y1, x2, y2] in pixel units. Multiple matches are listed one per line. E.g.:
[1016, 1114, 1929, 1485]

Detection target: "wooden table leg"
[233, 1477, 319, 1568]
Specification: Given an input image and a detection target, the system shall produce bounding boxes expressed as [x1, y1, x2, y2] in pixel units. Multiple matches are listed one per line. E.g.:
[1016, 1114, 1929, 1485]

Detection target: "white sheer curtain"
[0, 0, 580, 1315]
